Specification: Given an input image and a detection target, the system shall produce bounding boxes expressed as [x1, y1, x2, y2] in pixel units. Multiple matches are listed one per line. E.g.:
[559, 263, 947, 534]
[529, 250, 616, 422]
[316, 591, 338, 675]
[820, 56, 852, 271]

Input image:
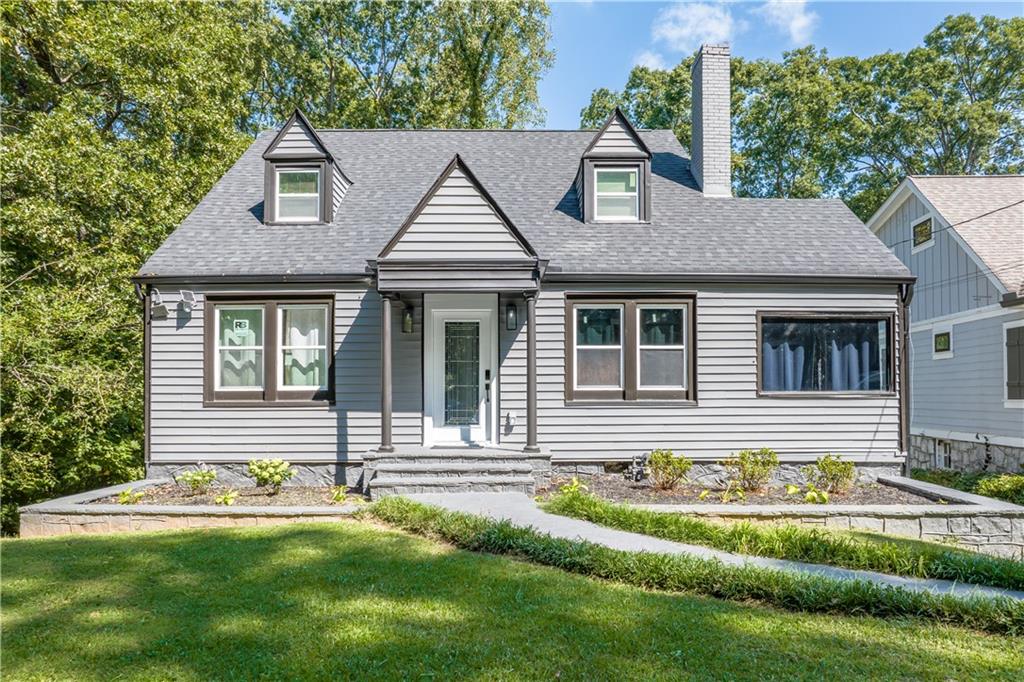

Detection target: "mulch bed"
[536, 474, 936, 506]
[92, 484, 367, 507]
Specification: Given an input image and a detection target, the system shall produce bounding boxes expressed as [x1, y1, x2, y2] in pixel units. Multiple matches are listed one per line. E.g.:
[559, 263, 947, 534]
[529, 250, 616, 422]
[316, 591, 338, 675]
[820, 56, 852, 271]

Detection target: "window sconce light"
[402, 304, 414, 334]
[150, 288, 169, 319]
[179, 290, 197, 313]
[505, 302, 518, 331]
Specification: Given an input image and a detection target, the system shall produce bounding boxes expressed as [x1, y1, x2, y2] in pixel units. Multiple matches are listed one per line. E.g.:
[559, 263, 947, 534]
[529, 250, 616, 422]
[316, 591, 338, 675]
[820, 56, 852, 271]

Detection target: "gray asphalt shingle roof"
[137, 129, 911, 280]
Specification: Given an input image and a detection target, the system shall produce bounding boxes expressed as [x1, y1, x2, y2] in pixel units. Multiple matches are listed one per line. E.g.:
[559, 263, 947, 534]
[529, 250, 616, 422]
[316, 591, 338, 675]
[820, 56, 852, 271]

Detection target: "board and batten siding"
[589, 118, 646, 155]
[498, 284, 903, 463]
[876, 193, 1001, 322]
[910, 309, 1024, 439]
[385, 168, 529, 259]
[149, 286, 421, 465]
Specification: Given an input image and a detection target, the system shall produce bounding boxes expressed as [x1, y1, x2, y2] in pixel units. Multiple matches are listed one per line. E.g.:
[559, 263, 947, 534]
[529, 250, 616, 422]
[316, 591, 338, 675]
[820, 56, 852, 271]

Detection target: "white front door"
[423, 294, 498, 446]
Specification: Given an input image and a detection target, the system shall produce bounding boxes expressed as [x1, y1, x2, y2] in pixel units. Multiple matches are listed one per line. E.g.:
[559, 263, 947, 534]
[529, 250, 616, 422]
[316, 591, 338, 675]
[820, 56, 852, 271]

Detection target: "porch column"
[379, 293, 395, 453]
[524, 292, 540, 453]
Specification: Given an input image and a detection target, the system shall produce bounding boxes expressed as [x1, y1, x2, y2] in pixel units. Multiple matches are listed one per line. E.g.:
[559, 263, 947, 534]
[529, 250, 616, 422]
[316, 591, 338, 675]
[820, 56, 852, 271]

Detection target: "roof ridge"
[910, 174, 1023, 179]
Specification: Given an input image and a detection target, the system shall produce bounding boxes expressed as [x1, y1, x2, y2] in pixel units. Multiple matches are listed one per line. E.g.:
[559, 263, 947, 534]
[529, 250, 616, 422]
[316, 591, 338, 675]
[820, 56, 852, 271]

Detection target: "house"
[134, 44, 914, 495]
[868, 175, 1024, 474]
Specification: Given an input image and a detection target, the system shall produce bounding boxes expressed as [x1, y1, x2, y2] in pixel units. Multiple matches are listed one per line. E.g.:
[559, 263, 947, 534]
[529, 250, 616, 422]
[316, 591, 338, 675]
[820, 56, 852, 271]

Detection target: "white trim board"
[911, 427, 1024, 449]
[910, 303, 1009, 332]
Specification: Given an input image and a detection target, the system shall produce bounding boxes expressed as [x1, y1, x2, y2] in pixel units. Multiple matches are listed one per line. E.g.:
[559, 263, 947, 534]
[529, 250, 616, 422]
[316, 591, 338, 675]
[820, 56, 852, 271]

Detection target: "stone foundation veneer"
[909, 434, 1024, 474]
[147, 463, 365, 488]
[553, 462, 902, 487]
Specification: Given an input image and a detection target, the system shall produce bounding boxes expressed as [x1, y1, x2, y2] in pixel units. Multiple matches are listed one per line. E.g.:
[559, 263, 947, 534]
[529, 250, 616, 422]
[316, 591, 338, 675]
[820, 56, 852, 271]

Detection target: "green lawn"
[3, 521, 1022, 681]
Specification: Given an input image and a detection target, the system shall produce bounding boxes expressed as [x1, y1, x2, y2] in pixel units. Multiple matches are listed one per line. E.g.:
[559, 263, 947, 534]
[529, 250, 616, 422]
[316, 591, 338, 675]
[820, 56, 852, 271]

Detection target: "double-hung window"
[758, 313, 893, 394]
[205, 297, 332, 405]
[594, 167, 639, 221]
[276, 168, 321, 222]
[567, 296, 695, 401]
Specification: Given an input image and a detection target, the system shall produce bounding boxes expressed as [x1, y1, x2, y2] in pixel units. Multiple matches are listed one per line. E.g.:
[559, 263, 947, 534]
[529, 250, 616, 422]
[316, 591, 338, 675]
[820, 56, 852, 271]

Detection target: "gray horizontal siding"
[272, 119, 323, 156]
[149, 286, 420, 464]
[877, 193, 1000, 321]
[498, 284, 902, 463]
[331, 167, 349, 217]
[589, 118, 645, 155]
[387, 168, 529, 259]
[910, 309, 1024, 439]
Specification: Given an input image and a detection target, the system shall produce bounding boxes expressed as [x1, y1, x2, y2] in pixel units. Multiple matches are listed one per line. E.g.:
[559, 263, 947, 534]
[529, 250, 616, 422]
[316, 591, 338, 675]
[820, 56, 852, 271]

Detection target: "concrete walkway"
[406, 492, 1024, 601]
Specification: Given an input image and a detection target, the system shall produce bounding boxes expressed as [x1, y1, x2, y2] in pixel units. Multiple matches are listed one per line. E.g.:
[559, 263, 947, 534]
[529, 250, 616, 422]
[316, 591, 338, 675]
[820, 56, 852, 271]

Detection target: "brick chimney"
[690, 44, 732, 197]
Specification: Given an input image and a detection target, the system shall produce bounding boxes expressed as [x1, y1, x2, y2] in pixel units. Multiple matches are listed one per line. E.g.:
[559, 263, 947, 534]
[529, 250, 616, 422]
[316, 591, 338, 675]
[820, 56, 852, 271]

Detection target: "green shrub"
[175, 465, 217, 494]
[369, 496, 1024, 635]
[722, 448, 779, 491]
[911, 469, 1024, 506]
[117, 488, 143, 505]
[543, 489, 1024, 592]
[647, 449, 693, 490]
[975, 475, 1024, 506]
[803, 455, 855, 493]
[214, 489, 238, 506]
[246, 459, 295, 493]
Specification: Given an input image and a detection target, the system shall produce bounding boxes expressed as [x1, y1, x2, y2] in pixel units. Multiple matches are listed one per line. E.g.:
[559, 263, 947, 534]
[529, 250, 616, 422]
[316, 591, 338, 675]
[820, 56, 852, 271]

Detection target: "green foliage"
[117, 488, 143, 505]
[330, 486, 348, 504]
[270, 0, 553, 129]
[975, 475, 1024, 506]
[722, 448, 779, 491]
[246, 459, 296, 493]
[803, 455, 856, 493]
[718, 481, 746, 503]
[175, 466, 217, 495]
[803, 484, 829, 505]
[580, 14, 1024, 219]
[559, 477, 589, 495]
[911, 469, 1024, 506]
[544, 490, 1024, 593]
[372, 496, 1024, 634]
[647, 449, 693, 490]
[214, 490, 238, 506]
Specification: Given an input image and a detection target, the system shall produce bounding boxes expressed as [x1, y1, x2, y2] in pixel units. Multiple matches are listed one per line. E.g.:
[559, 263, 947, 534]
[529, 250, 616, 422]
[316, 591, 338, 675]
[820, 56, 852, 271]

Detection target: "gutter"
[1001, 291, 1024, 307]
[542, 272, 917, 286]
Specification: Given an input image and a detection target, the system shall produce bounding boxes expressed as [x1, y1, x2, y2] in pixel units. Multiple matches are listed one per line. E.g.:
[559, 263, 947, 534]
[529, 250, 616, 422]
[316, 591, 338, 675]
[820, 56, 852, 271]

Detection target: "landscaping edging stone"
[633, 476, 1024, 560]
[19, 479, 361, 538]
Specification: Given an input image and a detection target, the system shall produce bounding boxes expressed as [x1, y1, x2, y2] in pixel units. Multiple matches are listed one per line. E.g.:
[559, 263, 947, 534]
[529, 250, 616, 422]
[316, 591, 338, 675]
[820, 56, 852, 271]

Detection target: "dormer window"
[276, 168, 321, 222]
[578, 108, 652, 223]
[263, 109, 351, 225]
[594, 167, 639, 221]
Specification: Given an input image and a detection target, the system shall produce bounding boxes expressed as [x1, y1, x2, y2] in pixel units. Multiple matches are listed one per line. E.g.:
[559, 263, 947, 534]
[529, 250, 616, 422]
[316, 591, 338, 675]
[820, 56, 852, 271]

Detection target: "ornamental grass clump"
[543, 488, 1024, 592]
[647, 449, 693, 490]
[722, 448, 779, 491]
[369, 496, 1024, 635]
[246, 459, 296, 494]
[802, 455, 855, 493]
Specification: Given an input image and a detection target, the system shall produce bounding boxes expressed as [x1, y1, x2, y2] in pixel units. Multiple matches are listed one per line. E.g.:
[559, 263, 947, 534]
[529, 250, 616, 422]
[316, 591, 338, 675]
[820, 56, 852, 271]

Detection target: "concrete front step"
[372, 462, 534, 478]
[369, 476, 535, 499]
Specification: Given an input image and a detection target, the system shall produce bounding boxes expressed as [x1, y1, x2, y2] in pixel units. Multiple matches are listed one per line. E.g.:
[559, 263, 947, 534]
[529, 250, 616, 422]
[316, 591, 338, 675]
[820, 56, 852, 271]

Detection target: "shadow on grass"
[2, 521, 1021, 681]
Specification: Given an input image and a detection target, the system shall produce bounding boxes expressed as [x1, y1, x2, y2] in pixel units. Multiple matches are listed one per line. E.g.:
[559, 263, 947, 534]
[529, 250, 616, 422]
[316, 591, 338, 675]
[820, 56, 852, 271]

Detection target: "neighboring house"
[868, 175, 1024, 474]
[134, 44, 914, 495]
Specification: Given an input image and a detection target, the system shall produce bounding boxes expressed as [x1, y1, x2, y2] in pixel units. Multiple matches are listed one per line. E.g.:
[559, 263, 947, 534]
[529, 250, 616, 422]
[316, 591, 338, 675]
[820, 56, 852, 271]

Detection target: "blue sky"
[538, 1, 1022, 128]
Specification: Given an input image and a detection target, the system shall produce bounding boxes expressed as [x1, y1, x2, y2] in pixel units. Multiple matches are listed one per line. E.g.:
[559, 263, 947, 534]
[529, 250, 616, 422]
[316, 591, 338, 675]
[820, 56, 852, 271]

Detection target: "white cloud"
[652, 3, 741, 53]
[633, 50, 668, 70]
[754, 0, 819, 44]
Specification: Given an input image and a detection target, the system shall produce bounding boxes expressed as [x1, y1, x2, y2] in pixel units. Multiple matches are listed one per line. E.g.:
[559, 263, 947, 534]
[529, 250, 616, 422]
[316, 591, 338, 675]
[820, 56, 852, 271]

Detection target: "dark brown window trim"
[263, 159, 331, 226]
[203, 295, 335, 407]
[564, 293, 697, 403]
[755, 310, 897, 398]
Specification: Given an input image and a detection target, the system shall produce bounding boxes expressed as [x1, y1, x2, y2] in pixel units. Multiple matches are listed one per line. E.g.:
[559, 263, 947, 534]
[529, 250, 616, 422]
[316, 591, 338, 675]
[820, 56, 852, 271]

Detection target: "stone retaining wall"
[650, 507, 1024, 560]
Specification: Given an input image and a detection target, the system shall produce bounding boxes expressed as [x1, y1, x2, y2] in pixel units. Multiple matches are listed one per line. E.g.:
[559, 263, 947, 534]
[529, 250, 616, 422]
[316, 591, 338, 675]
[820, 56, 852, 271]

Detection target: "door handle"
[484, 369, 491, 403]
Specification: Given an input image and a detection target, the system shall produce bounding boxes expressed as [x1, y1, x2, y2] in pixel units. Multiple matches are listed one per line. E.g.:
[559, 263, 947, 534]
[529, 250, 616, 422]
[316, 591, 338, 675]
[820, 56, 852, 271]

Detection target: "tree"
[579, 14, 1024, 219]
[269, 0, 554, 129]
[433, 0, 553, 128]
[0, 0, 270, 533]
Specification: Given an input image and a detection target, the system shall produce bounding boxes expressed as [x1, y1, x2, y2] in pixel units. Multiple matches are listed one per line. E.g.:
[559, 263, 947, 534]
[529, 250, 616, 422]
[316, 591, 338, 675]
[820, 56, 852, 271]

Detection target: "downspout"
[898, 282, 914, 475]
[135, 282, 152, 473]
